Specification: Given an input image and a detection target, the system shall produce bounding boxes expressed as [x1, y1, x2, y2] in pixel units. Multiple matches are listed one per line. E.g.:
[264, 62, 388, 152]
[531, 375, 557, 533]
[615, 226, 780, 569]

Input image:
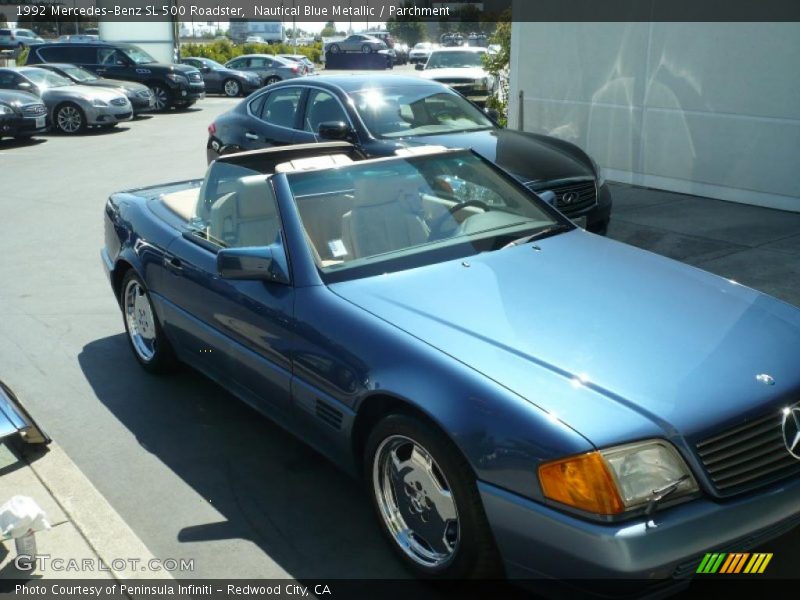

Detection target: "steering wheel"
[428, 199, 491, 240]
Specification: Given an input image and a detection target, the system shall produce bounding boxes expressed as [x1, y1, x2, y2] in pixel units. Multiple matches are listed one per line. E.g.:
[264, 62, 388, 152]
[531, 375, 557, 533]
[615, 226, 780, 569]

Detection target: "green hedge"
[180, 39, 322, 65]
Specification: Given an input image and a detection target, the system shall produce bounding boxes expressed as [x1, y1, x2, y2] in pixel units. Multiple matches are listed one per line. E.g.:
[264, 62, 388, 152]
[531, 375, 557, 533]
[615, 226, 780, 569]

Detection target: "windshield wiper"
[502, 223, 573, 248]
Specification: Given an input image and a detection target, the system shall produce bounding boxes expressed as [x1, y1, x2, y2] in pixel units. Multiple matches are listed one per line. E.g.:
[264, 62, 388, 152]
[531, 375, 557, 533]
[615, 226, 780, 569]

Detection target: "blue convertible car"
[102, 143, 800, 586]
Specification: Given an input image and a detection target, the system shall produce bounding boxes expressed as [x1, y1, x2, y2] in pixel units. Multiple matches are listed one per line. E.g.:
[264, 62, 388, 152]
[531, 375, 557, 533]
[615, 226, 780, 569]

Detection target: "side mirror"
[538, 190, 557, 207]
[217, 244, 290, 284]
[317, 121, 351, 141]
[414, 63, 424, 71]
[484, 107, 500, 122]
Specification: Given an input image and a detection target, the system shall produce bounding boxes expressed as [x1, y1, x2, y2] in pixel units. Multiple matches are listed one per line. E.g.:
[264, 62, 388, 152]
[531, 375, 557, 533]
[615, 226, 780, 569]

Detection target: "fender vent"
[315, 399, 343, 430]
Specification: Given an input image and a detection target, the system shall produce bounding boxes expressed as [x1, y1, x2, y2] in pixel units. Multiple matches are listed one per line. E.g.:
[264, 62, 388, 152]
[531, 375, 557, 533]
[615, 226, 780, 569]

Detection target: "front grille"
[110, 97, 128, 107]
[696, 404, 800, 495]
[21, 103, 46, 116]
[526, 179, 596, 215]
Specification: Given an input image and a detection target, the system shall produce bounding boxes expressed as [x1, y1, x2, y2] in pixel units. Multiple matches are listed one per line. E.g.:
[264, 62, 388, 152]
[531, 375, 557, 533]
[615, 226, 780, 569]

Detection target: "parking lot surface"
[1, 87, 798, 580]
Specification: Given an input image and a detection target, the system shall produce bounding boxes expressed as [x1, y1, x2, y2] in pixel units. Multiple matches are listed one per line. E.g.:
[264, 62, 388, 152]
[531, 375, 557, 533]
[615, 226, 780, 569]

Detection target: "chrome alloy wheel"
[124, 279, 157, 362]
[150, 86, 169, 110]
[373, 435, 459, 568]
[56, 105, 82, 133]
[223, 79, 241, 97]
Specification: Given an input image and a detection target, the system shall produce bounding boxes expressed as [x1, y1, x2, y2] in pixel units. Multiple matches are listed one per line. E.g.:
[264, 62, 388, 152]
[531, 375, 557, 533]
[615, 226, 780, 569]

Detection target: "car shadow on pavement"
[0, 137, 47, 149]
[77, 334, 408, 579]
[44, 126, 131, 138]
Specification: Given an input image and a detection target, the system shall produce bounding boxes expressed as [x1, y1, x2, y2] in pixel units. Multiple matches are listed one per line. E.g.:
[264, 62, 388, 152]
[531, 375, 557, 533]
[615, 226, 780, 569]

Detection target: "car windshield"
[286, 151, 561, 276]
[59, 66, 98, 82]
[22, 69, 73, 88]
[203, 59, 225, 69]
[121, 46, 156, 65]
[426, 51, 485, 69]
[351, 86, 494, 138]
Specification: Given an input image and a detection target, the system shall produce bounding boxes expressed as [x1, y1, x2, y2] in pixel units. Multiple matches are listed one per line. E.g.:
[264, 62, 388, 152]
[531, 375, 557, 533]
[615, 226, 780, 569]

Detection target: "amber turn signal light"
[538, 451, 625, 515]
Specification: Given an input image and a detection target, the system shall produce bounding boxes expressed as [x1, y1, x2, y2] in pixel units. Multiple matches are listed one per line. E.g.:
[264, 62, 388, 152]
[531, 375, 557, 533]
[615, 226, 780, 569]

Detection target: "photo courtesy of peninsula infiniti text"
[101, 142, 800, 591]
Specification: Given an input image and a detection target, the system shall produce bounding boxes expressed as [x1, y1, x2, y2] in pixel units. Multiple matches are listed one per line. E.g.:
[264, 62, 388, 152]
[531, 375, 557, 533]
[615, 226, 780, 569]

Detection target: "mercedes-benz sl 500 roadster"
[102, 142, 800, 587]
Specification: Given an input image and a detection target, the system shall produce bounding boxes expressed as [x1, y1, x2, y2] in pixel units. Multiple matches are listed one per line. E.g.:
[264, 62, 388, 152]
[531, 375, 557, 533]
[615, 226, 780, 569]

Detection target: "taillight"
[208, 122, 216, 135]
[291, 65, 300, 73]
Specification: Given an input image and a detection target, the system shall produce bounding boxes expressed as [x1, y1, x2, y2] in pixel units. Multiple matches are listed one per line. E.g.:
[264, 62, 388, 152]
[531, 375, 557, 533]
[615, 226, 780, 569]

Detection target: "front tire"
[149, 83, 172, 111]
[364, 413, 501, 579]
[329, 44, 341, 54]
[223, 78, 241, 97]
[362, 44, 374, 54]
[54, 103, 85, 134]
[121, 271, 177, 374]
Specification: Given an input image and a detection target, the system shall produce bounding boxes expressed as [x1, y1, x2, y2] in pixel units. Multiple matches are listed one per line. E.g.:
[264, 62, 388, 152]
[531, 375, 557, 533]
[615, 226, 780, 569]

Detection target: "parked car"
[206, 76, 612, 233]
[393, 43, 410, 65]
[277, 54, 316, 75]
[55, 34, 100, 43]
[326, 34, 386, 55]
[25, 42, 205, 110]
[0, 28, 44, 50]
[103, 142, 800, 588]
[440, 32, 465, 47]
[245, 35, 266, 44]
[0, 67, 133, 134]
[0, 90, 48, 140]
[181, 57, 261, 97]
[36, 63, 155, 114]
[223, 54, 303, 86]
[408, 42, 435, 64]
[0, 379, 49, 445]
[415, 47, 495, 106]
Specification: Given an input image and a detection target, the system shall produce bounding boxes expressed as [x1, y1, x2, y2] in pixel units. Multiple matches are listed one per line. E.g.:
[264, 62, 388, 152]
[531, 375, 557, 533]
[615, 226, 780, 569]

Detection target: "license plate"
[35, 116, 45, 128]
[573, 216, 587, 229]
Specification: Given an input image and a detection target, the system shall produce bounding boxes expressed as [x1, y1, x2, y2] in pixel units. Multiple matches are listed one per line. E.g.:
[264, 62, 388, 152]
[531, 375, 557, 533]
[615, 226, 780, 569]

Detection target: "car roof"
[36, 63, 83, 69]
[430, 47, 486, 53]
[272, 74, 444, 93]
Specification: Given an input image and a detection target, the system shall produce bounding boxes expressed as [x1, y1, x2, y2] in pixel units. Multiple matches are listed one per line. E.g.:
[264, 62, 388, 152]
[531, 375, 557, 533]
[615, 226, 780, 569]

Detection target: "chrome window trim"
[246, 84, 355, 134]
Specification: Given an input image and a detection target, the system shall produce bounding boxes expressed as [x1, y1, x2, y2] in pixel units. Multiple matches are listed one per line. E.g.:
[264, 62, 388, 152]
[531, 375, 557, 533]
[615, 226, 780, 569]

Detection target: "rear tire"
[264, 76, 280, 86]
[364, 413, 502, 579]
[329, 44, 341, 54]
[120, 270, 178, 374]
[362, 44, 373, 54]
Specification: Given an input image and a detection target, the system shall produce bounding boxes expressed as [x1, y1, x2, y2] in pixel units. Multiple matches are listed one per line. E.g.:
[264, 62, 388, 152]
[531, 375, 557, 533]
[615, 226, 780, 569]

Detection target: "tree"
[483, 8, 511, 126]
[0, 13, 7, 27]
[386, 18, 426, 46]
[320, 21, 337, 37]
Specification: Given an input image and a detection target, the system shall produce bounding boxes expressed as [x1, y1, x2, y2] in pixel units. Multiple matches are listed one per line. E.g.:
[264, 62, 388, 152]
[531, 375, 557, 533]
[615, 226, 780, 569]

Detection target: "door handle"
[164, 256, 183, 272]
[245, 132, 258, 140]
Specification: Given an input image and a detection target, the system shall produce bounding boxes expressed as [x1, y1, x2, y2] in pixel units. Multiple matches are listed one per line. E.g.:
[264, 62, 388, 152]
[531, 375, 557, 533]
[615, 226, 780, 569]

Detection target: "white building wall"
[508, 20, 800, 211]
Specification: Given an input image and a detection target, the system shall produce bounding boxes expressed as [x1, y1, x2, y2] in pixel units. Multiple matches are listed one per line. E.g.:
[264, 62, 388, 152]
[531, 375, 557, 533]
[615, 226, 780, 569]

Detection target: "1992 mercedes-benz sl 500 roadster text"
[102, 142, 800, 586]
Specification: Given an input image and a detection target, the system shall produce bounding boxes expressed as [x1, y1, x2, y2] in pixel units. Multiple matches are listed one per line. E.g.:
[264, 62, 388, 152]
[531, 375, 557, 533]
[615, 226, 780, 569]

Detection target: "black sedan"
[206, 75, 611, 233]
[35, 63, 155, 114]
[0, 89, 48, 140]
[181, 57, 262, 97]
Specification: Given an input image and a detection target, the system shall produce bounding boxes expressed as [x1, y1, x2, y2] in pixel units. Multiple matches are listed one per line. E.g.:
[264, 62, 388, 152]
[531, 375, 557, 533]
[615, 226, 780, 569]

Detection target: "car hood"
[0, 90, 41, 106]
[81, 78, 149, 93]
[420, 67, 488, 80]
[400, 128, 594, 183]
[42, 85, 125, 102]
[330, 231, 800, 446]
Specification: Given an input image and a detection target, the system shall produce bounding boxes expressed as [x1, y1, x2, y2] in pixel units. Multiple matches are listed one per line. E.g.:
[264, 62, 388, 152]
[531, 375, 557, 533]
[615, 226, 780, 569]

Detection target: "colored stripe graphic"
[697, 552, 773, 574]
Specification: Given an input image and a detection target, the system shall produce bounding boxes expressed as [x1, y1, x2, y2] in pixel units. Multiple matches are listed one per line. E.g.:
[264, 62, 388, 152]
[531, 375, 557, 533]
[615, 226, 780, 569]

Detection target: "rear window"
[0, 30, 12, 36]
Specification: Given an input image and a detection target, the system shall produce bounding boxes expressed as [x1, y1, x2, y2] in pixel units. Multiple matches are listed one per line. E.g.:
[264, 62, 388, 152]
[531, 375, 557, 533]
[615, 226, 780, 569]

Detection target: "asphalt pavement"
[1, 65, 798, 582]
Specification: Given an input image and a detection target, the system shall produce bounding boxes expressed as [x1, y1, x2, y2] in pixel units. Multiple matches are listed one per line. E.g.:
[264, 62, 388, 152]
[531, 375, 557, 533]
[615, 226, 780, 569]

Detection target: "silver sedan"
[0, 67, 132, 134]
[327, 34, 386, 54]
[223, 54, 304, 86]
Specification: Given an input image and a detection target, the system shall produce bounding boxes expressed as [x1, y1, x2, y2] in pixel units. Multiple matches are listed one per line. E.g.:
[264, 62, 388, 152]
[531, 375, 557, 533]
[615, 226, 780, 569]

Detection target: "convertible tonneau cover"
[217, 142, 366, 174]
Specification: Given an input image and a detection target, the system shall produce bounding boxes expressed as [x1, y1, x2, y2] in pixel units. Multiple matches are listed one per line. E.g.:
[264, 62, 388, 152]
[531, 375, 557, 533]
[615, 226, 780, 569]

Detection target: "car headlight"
[538, 440, 698, 516]
[0, 104, 14, 115]
[92, 98, 108, 107]
[166, 73, 188, 85]
[590, 156, 606, 187]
